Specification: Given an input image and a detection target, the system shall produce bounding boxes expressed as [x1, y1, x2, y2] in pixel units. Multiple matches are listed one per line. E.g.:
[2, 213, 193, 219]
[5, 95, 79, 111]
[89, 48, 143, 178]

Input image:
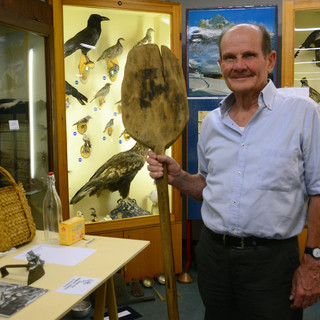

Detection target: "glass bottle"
[43, 172, 63, 243]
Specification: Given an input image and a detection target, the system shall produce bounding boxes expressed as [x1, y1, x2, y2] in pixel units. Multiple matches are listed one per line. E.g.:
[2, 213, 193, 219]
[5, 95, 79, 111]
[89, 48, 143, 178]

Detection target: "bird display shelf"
[62, 3, 177, 225]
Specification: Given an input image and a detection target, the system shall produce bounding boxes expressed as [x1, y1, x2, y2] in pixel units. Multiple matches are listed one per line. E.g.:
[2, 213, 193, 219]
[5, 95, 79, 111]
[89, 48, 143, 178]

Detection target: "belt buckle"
[234, 237, 245, 249]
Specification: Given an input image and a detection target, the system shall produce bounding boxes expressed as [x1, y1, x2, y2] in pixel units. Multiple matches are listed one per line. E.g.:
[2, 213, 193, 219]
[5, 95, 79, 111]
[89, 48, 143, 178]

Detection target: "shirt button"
[241, 143, 245, 147]
[238, 171, 241, 176]
[231, 228, 235, 232]
[233, 200, 237, 204]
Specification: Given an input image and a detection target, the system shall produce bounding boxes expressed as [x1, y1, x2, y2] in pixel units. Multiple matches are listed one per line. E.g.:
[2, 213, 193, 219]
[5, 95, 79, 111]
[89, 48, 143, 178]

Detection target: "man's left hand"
[290, 254, 320, 309]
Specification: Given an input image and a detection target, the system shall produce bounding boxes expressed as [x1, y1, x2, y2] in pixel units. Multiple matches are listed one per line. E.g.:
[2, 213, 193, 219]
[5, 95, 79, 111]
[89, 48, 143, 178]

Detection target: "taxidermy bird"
[90, 83, 112, 103]
[135, 28, 154, 46]
[300, 77, 320, 103]
[103, 118, 114, 133]
[70, 142, 149, 204]
[97, 38, 125, 61]
[65, 81, 88, 105]
[72, 115, 92, 126]
[64, 14, 110, 60]
[294, 30, 320, 64]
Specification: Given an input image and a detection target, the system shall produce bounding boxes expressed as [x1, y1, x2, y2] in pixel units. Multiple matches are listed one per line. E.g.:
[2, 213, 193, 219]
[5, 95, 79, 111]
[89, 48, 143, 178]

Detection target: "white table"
[0, 231, 149, 319]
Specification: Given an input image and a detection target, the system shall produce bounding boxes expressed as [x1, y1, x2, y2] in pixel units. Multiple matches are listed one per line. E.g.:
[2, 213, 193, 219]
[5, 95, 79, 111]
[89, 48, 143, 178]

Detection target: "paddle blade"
[121, 44, 189, 152]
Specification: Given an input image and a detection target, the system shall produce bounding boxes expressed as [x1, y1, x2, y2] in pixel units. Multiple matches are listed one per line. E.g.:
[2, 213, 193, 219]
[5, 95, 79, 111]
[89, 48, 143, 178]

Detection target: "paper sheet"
[56, 276, 100, 295]
[14, 244, 96, 266]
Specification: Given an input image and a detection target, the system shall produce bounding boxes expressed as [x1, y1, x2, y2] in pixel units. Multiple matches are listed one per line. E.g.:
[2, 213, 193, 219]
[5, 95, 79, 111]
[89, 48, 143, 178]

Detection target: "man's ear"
[267, 51, 277, 73]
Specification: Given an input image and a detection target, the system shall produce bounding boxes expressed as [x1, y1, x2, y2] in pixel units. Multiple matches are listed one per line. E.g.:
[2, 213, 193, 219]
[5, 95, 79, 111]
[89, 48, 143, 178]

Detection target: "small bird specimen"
[103, 118, 114, 136]
[65, 81, 88, 105]
[119, 129, 131, 141]
[135, 28, 154, 46]
[108, 60, 120, 81]
[81, 134, 91, 158]
[64, 14, 110, 60]
[90, 83, 112, 108]
[72, 115, 92, 134]
[300, 77, 320, 103]
[82, 134, 92, 148]
[70, 142, 149, 204]
[90, 208, 97, 222]
[295, 30, 320, 66]
[97, 38, 125, 61]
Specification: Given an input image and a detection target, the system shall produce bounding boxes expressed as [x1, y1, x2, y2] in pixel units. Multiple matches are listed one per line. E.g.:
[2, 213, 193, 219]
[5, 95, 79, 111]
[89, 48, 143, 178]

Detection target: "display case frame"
[53, 0, 183, 278]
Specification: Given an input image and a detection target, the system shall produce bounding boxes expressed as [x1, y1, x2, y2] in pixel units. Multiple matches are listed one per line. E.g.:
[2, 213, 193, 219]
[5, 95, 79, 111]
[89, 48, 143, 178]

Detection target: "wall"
[161, 0, 283, 242]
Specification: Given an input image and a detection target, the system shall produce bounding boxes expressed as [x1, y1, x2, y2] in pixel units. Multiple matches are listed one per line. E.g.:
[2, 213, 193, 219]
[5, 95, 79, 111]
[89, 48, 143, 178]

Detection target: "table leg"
[94, 281, 107, 320]
[106, 277, 118, 320]
[94, 277, 118, 320]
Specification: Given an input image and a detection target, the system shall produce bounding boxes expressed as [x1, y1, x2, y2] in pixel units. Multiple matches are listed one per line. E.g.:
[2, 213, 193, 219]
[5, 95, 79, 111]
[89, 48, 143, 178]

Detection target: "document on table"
[14, 244, 97, 266]
[56, 276, 101, 295]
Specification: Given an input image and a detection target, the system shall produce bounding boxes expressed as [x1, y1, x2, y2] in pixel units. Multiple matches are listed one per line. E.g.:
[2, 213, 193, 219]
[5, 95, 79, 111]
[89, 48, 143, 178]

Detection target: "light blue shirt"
[198, 81, 320, 239]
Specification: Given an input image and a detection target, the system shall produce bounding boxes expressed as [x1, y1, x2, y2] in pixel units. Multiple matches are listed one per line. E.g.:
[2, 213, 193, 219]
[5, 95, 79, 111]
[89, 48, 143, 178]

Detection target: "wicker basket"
[0, 166, 36, 252]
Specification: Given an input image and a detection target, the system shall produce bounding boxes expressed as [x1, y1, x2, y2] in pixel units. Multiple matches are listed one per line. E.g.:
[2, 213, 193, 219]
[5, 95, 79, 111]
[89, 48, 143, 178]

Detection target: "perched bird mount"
[64, 14, 110, 60]
[70, 142, 149, 205]
[97, 38, 125, 61]
[64, 14, 109, 83]
[295, 30, 320, 67]
[135, 28, 154, 46]
[90, 83, 112, 109]
[98, 38, 124, 82]
[65, 81, 88, 106]
[300, 77, 320, 104]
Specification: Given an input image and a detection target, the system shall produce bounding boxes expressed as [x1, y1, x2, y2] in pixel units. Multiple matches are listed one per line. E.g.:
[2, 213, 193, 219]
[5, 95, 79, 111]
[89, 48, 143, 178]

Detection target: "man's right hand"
[146, 150, 181, 185]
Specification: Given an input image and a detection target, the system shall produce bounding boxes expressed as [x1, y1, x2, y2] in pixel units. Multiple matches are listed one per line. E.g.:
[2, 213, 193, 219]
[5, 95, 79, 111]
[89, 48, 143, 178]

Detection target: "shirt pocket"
[256, 148, 298, 192]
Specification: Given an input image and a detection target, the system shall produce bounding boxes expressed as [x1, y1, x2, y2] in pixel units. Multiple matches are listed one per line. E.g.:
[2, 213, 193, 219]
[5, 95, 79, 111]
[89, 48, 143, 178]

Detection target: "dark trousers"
[196, 226, 303, 320]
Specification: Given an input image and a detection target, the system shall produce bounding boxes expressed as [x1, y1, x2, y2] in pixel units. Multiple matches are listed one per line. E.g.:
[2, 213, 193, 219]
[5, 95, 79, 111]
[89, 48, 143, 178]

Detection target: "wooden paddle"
[121, 44, 189, 320]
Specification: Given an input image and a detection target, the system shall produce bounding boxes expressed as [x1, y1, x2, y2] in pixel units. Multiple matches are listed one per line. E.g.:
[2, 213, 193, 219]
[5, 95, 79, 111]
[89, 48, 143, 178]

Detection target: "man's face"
[218, 25, 276, 95]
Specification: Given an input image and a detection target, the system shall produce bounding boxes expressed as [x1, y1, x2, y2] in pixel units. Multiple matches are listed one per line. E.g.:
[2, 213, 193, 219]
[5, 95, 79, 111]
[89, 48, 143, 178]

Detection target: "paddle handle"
[155, 147, 179, 320]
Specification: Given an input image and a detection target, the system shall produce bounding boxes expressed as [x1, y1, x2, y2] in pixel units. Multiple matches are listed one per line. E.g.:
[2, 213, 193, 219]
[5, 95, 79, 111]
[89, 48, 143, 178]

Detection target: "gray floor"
[62, 259, 320, 320]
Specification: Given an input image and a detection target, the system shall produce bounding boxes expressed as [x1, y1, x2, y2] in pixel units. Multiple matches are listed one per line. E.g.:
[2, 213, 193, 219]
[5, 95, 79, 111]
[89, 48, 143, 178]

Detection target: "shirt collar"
[219, 80, 277, 117]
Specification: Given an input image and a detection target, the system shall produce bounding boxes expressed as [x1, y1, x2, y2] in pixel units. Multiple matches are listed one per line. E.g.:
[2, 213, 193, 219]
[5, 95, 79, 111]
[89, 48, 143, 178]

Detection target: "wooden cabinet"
[282, 0, 320, 259]
[52, 0, 183, 279]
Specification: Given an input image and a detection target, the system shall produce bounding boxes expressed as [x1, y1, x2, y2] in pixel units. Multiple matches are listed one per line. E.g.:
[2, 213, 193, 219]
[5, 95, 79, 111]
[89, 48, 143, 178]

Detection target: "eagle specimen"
[70, 142, 148, 204]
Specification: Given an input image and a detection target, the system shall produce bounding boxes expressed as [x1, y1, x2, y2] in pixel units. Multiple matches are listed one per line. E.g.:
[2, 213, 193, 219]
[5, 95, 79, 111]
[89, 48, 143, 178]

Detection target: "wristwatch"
[305, 247, 320, 259]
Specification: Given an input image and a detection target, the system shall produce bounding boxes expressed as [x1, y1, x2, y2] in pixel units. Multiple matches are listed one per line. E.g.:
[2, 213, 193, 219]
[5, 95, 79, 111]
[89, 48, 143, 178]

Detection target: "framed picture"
[186, 5, 278, 97]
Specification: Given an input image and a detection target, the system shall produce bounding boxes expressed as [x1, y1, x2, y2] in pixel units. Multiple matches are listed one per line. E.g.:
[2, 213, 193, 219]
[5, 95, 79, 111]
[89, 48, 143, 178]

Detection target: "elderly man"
[147, 23, 320, 320]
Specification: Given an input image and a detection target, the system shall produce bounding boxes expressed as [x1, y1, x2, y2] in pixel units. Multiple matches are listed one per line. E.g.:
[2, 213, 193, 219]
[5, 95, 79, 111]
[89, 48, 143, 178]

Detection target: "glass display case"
[281, 0, 320, 259]
[0, 1, 57, 230]
[53, 0, 183, 279]
[63, 5, 172, 223]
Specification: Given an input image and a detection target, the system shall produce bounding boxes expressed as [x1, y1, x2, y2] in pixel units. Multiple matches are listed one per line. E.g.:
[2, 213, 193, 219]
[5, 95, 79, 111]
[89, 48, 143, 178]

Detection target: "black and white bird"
[64, 14, 110, 59]
[70, 142, 149, 204]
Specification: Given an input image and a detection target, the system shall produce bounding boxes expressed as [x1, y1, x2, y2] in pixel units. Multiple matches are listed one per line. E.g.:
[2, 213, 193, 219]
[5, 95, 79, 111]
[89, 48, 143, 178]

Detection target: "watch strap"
[304, 247, 313, 255]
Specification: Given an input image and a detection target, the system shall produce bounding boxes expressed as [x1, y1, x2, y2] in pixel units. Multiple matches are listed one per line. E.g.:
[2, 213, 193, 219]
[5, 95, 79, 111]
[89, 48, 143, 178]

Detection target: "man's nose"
[233, 58, 246, 70]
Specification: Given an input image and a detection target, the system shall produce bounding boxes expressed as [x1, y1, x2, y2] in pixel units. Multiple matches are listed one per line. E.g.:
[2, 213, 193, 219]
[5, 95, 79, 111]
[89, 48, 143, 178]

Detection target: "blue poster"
[186, 5, 278, 97]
